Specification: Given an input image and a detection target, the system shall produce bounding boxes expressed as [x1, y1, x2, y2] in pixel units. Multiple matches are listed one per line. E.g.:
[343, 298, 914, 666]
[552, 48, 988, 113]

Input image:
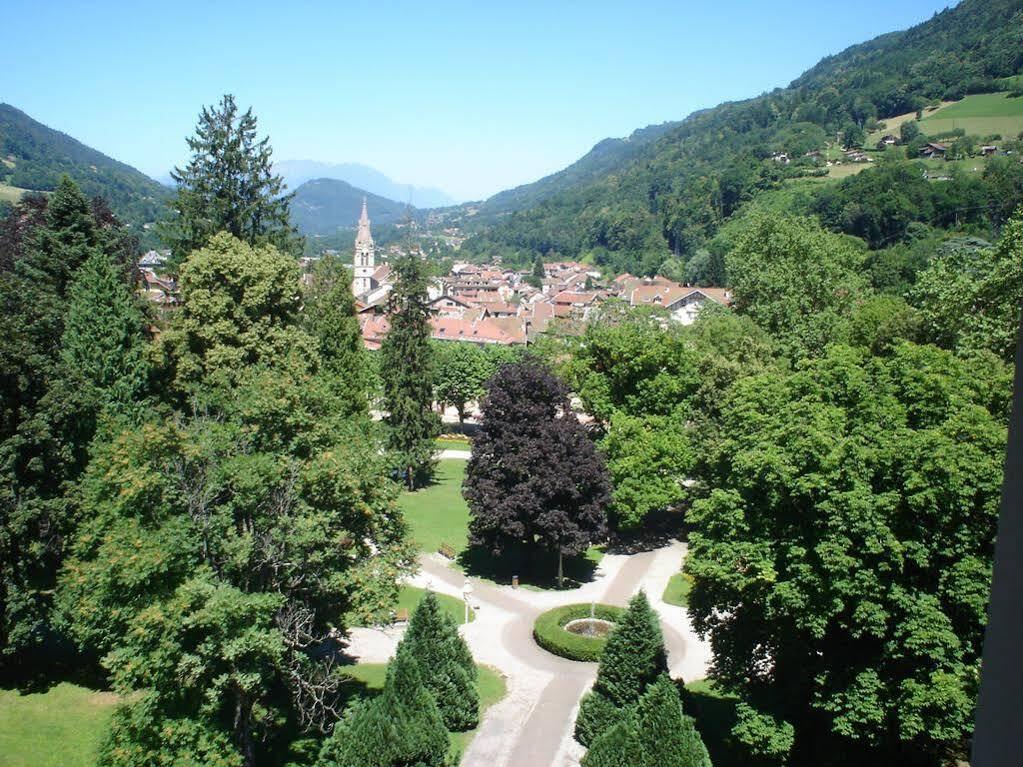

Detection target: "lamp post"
[462, 580, 474, 625]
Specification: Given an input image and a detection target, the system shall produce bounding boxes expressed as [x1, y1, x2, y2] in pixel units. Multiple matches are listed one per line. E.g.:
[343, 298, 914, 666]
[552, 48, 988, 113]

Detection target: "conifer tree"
[379, 252, 439, 488]
[575, 590, 667, 746]
[318, 643, 448, 767]
[302, 254, 367, 414]
[60, 250, 148, 414]
[160, 94, 299, 265]
[402, 591, 479, 730]
[583, 675, 712, 767]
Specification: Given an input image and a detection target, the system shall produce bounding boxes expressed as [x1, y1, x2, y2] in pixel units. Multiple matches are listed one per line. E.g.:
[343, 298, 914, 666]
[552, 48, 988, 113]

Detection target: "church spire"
[355, 196, 373, 247]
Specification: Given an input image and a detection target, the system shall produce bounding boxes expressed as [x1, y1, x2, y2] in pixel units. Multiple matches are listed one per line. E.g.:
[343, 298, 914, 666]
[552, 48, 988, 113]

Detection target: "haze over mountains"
[275, 160, 455, 208]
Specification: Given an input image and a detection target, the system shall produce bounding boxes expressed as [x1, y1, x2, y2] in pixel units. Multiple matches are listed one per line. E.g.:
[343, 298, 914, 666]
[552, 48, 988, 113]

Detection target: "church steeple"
[352, 197, 376, 297]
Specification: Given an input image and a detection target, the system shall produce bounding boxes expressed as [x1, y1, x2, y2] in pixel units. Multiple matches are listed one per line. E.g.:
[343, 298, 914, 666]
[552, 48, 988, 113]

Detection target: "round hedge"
[532, 603, 625, 662]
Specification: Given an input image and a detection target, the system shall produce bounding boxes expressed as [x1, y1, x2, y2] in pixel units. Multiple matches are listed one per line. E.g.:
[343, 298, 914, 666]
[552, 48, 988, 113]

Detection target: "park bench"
[438, 543, 456, 560]
[394, 608, 409, 624]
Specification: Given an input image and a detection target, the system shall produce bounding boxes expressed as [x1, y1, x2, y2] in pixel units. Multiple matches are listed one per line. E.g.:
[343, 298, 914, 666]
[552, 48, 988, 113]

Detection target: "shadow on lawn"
[457, 544, 598, 590]
[679, 681, 743, 767]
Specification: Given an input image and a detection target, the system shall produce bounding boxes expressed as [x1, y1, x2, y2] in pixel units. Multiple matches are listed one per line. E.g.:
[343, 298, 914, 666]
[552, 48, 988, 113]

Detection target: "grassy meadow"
[0, 683, 119, 767]
[918, 92, 1023, 138]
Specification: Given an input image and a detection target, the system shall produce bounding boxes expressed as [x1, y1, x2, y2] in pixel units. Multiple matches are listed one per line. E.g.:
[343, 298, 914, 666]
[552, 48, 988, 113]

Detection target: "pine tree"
[160, 94, 299, 266]
[379, 252, 439, 489]
[575, 590, 667, 746]
[60, 250, 148, 413]
[402, 591, 479, 731]
[302, 254, 368, 415]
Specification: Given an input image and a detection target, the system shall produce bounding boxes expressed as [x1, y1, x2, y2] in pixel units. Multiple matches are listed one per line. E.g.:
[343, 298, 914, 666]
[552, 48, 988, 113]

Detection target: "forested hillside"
[0, 104, 169, 234]
[455, 0, 1023, 277]
[291, 177, 416, 234]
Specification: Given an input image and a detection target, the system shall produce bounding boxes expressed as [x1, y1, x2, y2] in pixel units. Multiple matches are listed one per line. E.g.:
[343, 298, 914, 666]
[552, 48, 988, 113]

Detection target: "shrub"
[532, 603, 625, 662]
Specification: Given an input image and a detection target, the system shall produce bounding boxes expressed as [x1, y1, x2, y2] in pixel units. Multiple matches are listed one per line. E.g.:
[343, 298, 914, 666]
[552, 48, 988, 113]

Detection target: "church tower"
[352, 197, 375, 297]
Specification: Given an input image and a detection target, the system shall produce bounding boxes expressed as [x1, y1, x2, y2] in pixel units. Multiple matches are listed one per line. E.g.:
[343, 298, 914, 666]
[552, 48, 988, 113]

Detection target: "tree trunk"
[557, 550, 564, 589]
[407, 465, 414, 491]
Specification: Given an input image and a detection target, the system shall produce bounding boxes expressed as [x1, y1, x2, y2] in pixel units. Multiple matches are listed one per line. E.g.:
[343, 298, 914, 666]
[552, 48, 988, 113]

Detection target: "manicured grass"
[398, 585, 474, 623]
[343, 662, 507, 763]
[0, 682, 119, 767]
[683, 679, 743, 767]
[662, 572, 693, 607]
[919, 93, 1023, 138]
[435, 436, 471, 450]
[400, 459, 471, 555]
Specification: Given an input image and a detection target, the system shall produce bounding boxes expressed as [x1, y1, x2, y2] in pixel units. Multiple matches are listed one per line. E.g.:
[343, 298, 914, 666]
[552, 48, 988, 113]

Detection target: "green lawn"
[919, 92, 1023, 138]
[662, 572, 692, 607]
[0, 683, 120, 767]
[400, 459, 471, 556]
[343, 662, 507, 763]
[435, 436, 471, 451]
[397, 585, 474, 623]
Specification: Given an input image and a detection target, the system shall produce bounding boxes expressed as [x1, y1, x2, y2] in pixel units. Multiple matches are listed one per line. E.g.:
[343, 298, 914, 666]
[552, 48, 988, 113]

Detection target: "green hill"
[917, 92, 1023, 137]
[0, 104, 170, 235]
[456, 0, 1023, 275]
[290, 177, 415, 235]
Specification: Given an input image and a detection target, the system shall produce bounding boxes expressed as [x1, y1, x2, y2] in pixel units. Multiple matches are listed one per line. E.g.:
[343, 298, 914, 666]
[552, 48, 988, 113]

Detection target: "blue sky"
[4, 1, 954, 201]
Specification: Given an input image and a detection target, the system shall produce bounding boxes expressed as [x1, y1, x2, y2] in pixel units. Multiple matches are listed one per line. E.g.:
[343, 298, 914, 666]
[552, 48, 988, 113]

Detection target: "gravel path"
[344, 540, 710, 767]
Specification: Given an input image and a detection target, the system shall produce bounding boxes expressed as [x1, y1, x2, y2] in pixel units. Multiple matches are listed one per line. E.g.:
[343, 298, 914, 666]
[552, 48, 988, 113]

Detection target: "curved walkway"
[345, 540, 711, 767]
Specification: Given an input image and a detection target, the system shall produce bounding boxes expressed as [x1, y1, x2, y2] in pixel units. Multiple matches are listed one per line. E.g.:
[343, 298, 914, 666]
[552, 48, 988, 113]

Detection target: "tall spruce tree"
[379, 252, 439, 488]
[60, 250, 148, 414]
[302, 254, 368, 415]
[160, 94, 299, 266]
[463, 359, 610, 585]
[402, 591, 479, 731]
[575, 590, 668, 746]
[0, 178, 139, 665]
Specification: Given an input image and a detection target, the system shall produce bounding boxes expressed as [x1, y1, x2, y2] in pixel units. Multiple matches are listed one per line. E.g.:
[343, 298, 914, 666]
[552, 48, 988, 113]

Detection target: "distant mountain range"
[275, 160, 455, 208]
[290, 178, 415, 235]
[0, 103, 170, 234]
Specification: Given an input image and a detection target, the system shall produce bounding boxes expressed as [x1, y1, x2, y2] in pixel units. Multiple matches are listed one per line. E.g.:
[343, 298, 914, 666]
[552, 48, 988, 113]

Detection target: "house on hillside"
[920, 142, 948, 158]
[876, 134, 898, 149]
[980, 145, 999, 157]
[627, 280, 733, 325]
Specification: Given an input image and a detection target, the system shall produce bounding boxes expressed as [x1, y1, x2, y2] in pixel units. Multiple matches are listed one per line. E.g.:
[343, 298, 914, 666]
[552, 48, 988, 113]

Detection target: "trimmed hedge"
[532, 603, 625, 662]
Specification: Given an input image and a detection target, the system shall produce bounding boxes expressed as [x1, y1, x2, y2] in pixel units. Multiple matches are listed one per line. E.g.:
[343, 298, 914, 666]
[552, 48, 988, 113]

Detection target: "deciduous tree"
[464, 360, 610, 586]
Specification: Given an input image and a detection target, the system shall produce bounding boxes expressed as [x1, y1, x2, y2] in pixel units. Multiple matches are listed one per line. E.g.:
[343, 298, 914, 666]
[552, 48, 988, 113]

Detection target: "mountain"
[457, 0, 1023, 276]
[276, 160, 455, 208]
[290, 178, 414, 235]
[0, 104, 170, 230]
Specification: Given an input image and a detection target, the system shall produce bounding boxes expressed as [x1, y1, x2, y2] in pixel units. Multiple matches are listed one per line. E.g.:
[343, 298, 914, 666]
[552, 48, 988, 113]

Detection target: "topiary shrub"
[532, 603, 625, 662]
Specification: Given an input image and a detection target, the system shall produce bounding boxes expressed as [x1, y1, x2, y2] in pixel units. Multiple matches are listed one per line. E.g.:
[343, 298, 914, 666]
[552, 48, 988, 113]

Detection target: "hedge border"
[532, 603, 625, 662]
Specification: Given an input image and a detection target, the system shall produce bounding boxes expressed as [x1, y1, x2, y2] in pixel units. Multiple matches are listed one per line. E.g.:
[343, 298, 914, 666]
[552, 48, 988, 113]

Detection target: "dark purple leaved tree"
[463, 359, 610, 586]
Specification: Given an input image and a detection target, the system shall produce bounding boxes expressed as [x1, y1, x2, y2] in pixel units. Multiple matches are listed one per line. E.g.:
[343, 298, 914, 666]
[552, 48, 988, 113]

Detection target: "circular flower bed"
[532, 603, 625, 662]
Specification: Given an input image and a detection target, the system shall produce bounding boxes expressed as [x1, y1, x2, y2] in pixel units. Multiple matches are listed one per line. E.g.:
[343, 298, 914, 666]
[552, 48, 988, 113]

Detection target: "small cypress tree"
[575, 590, 667, 746]
[318, 644, 448, 767]
[581, 715, 641, 767]
[380, 252, 440, 488]
[632, 675, 711, 767]
[402, 591, 479, 730]
[582, 675, 712, 767]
